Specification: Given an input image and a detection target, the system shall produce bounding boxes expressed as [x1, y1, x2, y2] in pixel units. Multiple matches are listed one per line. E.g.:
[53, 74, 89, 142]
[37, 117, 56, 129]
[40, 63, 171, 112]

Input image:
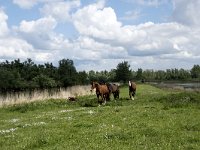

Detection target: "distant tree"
[136, 68, 143, 80]
[58, 59, 77, 87]
[88, 70, 98, 82]
[115, 61, 132, 83]
[191, 65, 200, 78]
[33, 74, 57, 88]
[142, 69, 155, 81]
[108, 69, 116, 82]
[77, 71, 89, 85]
[155, 70, 166, 80]
[178, 69, 191, 80]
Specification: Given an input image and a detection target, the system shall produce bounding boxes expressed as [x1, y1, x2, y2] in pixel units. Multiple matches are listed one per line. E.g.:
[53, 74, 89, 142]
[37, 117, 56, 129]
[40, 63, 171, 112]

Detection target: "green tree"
[77, 71, 89, 85]
[191, 65, 200, 78]
[115, 61, 132, 83]
[178, 69, 190, 80]
[58, 59, 77, 87]
[136, 68, 143, 80]
[33, 74, 57, 88]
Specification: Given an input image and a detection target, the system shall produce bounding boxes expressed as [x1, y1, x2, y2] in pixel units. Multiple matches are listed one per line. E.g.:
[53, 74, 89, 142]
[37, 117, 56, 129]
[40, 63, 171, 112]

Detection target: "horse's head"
[128, 81, 131, 87]
[90, 81, 98, 92]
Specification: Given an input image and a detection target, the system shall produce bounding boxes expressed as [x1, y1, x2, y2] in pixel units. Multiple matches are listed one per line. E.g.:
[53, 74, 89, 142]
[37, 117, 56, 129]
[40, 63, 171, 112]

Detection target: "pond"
[149, 82, 200, 91]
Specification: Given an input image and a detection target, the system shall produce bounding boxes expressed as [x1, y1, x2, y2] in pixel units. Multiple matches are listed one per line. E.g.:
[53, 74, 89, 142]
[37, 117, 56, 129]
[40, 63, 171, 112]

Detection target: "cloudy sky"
[0, 0, 200, 71]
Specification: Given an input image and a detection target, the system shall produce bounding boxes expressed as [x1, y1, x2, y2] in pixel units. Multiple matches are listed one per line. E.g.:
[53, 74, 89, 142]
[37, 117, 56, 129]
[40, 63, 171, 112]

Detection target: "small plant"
[77, 96, 98, 107]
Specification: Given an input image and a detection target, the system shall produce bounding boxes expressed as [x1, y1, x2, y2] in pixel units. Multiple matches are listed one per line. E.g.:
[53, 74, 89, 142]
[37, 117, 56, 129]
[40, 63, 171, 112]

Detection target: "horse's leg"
[129, 91, 132, 99]
[100, 93, 105, 105]
[116, 91, 119, 99]
[131, 91, 135, 100]
[104, 94, 107, 104]
[113, 92, 117, 99]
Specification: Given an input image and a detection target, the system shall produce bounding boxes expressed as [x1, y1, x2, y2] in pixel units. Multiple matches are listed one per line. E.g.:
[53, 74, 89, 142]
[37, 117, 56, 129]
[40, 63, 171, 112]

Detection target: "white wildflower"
[33, 122, 46, 126]
[0, 128, 18, 134]
[9, 119, 19, 123]
[88, 110, 94, 115]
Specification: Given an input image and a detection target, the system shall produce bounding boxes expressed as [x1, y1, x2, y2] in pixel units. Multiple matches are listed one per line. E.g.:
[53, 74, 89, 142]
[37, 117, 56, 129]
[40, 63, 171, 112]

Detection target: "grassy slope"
[0, 84, 200, 150]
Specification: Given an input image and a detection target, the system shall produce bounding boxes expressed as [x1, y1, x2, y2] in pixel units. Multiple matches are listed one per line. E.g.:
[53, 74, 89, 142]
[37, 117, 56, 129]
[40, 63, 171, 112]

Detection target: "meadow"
[0, 84, 200, 150]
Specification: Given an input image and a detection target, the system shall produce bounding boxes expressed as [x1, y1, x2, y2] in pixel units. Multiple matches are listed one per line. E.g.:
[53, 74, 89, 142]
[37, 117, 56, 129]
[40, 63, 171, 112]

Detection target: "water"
[150, 82, 200, 91]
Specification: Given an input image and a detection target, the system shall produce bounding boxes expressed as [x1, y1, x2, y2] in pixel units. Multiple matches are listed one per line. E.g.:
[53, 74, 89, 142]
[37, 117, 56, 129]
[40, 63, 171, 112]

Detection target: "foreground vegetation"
[0, 84, 200, 149]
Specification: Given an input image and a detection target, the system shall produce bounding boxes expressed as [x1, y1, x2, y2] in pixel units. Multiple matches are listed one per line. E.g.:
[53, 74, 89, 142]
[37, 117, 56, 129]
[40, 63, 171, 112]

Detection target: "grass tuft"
[154, 92, 200, 108]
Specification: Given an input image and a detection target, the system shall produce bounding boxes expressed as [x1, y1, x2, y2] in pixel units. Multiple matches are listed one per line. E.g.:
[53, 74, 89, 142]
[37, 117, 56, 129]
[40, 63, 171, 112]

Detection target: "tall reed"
[0, 85, 92, 107]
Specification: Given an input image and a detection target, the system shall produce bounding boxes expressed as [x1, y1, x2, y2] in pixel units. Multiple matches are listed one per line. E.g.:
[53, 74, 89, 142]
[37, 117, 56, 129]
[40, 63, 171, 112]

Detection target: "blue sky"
[0, 0, 200, 71]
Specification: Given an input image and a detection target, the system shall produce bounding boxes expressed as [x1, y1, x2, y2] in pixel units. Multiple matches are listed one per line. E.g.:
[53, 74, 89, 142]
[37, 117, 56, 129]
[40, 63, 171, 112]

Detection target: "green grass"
[0, 84, 200, 150]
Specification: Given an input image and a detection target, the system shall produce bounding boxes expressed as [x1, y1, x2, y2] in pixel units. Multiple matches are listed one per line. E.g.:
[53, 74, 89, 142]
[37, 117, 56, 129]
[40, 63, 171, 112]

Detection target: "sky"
[0, 0, 200, 71]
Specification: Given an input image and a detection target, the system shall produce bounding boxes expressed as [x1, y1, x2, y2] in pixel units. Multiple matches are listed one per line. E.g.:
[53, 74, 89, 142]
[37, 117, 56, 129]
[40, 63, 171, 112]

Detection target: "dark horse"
[106, 83, 120, 99]
[91, 81, 110, 104]
[129, 81, 136, 100]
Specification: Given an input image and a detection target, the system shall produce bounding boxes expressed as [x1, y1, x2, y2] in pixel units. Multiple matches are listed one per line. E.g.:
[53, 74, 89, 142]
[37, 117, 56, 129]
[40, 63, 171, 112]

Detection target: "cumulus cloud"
[71, 0, 200, 71]
[0, 9, 33, 60]
[3, 0, 200, 71]
[14, 16, 72, 52]
[72, 2, 197, 58]
[18, 16, 57, 33]
[14, 16, 59, 50]
[0, 8, 9, 37]
[0, 37, 33, 59]
[72, 1, 122, 40]
[40, 0, 80, 22]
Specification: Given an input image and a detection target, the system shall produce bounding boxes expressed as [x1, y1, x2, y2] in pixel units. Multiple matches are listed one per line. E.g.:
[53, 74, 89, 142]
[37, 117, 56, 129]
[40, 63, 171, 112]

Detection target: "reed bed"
[0, 85, 92, 107]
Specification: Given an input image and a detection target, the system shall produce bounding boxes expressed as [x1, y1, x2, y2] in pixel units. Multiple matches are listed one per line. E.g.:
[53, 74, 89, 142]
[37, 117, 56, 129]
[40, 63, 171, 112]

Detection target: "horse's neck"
[95, 83, 101, 90]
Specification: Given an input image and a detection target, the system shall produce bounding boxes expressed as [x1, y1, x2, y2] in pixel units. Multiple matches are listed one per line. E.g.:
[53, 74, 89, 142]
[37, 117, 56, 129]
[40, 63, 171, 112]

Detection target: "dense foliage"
[0, 59, 199, 91]
[0, 59, 89, 92]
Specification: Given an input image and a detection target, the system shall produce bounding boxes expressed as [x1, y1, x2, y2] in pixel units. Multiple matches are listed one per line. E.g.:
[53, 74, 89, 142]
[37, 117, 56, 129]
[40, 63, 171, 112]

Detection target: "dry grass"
[0, 85, 93, 107]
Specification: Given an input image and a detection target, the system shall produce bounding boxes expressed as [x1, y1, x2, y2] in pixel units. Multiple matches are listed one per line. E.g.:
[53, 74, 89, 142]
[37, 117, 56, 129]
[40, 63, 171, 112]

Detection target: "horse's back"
[100, 84, 109, 93]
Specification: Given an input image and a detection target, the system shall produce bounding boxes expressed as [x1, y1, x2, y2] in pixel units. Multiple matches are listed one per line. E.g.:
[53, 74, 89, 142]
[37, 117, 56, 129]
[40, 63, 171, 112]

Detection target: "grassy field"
[0, 84, 200, 150]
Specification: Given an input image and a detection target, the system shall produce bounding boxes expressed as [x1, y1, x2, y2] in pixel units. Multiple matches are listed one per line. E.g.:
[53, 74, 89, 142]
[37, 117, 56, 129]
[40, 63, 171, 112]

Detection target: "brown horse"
[129, 81, 136, 100]
[106, 83, 120, 99]
[91, 81, 110, 104]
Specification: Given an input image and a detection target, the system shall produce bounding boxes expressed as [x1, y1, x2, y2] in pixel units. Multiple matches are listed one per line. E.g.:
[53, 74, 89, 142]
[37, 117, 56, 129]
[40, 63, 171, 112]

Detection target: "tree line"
[0, 59, 200, 92]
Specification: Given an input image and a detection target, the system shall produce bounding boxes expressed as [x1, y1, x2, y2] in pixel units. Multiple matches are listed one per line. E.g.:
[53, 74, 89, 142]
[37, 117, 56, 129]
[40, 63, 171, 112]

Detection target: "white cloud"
[0, 8, 9, 37]
[0, 37, 33, 59]
[13, 0, 39, 9]
[40, 0, 80, 22]
[71, 0, 200, 71]
[3, 0, 200, 71]
[18, 16, 57, 33]
[123, 0, 167, 7]
[15, 16, 72, 51]
[0, 9, 33, 60]
[72, 2, 122, 40]
[172, 0, 200, 27]
[74, 36, 127, 60]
